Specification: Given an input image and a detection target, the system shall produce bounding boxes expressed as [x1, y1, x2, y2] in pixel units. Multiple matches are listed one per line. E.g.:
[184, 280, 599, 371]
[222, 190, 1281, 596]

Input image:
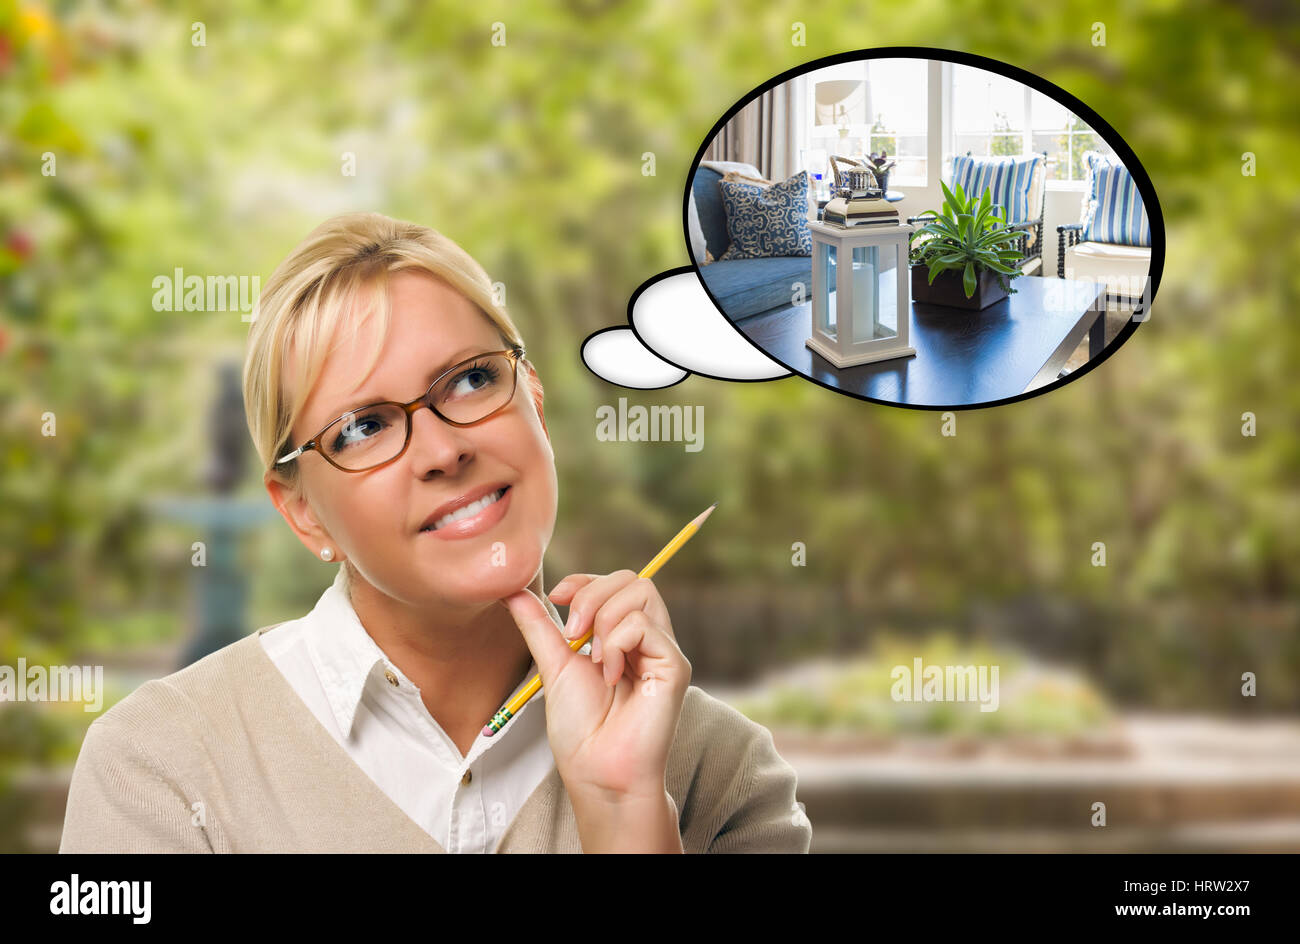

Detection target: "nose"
[406, 402, 475, 476]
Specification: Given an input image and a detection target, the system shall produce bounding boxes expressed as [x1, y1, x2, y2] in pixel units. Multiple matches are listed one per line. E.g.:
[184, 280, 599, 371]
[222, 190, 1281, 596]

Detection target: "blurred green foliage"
[735, 632, 1112, 736]
[0, 0, 1298, 798]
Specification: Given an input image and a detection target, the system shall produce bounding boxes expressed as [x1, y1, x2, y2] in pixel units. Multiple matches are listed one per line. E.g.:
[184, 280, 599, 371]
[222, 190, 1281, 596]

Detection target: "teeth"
[428, 488, 505, 531]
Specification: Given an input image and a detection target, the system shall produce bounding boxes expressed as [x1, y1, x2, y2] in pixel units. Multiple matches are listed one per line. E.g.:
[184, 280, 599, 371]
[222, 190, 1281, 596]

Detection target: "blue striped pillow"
[950, 154, 1042, 224]
[1080, 152, 1151, 247]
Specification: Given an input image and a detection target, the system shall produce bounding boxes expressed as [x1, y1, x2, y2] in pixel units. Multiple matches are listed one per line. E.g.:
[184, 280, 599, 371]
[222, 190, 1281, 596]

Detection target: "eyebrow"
[320, 346, 488, 426]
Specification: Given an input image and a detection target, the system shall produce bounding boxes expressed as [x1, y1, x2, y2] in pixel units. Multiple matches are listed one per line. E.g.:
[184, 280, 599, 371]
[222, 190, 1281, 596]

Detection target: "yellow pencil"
[482, 501, 717, 737]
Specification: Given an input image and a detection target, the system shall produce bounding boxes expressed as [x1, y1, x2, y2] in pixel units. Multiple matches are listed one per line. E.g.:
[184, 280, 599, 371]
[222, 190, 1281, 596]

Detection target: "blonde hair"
[242, 212, 540, 496]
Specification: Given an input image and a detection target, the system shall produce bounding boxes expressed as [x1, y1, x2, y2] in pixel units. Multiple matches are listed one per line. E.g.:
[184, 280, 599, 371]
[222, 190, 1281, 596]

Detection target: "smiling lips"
[420, 485, 511, 539]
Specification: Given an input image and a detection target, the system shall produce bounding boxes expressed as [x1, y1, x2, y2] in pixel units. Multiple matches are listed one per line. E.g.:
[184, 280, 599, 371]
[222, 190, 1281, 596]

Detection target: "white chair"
[1058, 230, 1151, 303]
[1057, 152, 1152, 303]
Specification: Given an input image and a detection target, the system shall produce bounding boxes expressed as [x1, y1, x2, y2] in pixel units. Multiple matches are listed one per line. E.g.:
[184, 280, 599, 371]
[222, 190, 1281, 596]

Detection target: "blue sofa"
[690, 166, 812, 321]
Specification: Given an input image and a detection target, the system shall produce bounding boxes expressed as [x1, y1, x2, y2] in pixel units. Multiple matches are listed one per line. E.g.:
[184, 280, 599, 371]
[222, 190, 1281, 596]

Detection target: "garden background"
[2, 0, 1298, 851]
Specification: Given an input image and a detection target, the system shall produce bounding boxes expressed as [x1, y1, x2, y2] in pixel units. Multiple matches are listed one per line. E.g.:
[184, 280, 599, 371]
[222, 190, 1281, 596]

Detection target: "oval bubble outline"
[683, 46, 1165, 412]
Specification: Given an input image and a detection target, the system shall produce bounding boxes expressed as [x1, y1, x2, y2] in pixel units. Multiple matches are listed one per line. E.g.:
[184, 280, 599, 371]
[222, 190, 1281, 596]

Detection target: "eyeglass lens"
[320, 353, 514, 469]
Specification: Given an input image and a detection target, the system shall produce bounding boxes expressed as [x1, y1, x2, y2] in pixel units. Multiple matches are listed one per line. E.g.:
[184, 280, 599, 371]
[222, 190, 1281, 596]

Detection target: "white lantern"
[807, 220, 916, 367]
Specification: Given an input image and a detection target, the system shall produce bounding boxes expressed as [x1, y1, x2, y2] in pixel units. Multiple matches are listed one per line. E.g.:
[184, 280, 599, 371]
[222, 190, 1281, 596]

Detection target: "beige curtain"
[703, 82, 800, 181]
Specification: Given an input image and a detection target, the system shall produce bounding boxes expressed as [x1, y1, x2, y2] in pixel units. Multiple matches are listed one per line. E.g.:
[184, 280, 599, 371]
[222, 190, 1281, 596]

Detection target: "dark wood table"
[738, 272, 1108, 407]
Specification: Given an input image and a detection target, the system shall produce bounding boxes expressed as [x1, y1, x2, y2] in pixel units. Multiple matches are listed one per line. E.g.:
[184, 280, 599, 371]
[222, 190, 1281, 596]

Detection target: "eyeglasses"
[275, 346, 525, 473]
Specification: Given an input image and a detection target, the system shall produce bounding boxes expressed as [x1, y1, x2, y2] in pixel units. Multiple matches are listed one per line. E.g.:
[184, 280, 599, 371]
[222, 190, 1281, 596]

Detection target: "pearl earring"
[320, 547, 334, 561]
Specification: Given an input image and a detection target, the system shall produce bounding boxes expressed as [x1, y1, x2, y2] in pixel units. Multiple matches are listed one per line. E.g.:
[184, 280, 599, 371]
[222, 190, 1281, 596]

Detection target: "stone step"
[791, 770, 1300, 828]
[778, 713, 1300, 830]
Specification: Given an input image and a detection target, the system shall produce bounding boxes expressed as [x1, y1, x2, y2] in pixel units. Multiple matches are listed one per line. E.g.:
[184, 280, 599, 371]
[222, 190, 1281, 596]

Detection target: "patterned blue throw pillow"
[1080, 151, 1151, 247]
[717, 170, 812, 260]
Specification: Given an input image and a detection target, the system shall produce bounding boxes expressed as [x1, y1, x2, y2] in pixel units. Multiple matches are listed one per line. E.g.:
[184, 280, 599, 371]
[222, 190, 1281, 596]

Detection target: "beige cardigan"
[59, 624, 812, 853]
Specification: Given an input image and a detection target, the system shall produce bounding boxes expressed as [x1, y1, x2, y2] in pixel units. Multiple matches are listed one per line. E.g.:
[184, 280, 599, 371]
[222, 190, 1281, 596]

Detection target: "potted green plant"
[862, 151, 895, 193]
[908, 180, 1024, 310]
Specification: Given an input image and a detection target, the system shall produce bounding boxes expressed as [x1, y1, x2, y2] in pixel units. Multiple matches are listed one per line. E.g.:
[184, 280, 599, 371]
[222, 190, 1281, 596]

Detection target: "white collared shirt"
[259, 567, 577, 853]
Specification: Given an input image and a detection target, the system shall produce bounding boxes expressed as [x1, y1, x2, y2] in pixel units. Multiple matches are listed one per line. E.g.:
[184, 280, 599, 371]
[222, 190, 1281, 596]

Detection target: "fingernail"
[591, 635, 602, 662]
[564, 609, 579, 637]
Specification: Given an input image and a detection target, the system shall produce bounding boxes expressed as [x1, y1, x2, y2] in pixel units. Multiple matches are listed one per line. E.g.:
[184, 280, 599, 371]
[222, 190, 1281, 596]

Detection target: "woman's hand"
[502, 570, 691, 851]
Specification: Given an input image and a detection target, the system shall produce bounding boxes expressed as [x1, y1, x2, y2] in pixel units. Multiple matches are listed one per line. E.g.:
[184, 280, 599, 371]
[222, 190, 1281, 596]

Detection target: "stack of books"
[823, 194, 899, 227]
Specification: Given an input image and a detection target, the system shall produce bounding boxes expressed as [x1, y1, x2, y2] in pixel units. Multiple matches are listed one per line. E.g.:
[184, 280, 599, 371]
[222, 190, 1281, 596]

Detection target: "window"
[798, 58, 928, 187]
[791, 59, 1117, 192]
[950, 64, 1116, 183]
[1028, 89, 1111, 182]
[952, 66, 1025, 158]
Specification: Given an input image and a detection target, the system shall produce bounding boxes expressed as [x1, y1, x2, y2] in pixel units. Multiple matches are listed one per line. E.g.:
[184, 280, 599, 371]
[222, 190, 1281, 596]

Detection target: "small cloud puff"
[581, 268, 792, 389]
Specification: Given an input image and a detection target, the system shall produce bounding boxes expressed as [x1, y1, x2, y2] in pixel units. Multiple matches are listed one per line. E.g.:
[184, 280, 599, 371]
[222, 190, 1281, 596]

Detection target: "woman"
[59, 212, 811, 853]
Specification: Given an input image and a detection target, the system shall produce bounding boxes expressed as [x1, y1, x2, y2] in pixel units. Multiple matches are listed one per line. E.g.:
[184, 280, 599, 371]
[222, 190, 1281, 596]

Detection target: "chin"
[431, 547, 545, 602]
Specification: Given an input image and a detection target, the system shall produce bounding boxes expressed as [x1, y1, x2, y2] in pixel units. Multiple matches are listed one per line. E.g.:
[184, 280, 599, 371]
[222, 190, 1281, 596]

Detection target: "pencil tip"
[693, 502, 717, 527]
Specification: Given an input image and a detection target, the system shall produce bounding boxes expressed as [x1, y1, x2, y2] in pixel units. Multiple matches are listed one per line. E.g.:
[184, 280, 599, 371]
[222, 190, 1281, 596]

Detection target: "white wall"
[1044, 187, 1087, 277]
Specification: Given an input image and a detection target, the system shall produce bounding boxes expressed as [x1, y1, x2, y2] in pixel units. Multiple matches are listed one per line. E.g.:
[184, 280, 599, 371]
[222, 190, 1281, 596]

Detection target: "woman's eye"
[334, 415, 385, 449]
[448, 364, 499, 397]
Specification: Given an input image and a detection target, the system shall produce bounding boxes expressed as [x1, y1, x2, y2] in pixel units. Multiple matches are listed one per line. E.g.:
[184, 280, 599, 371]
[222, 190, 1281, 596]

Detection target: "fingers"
[600, 610, 690, 689]
[582, 574, 672, 647]
[599, 610, 649, 686]
[580, 576, 674, 682]
[558, 569, 642, 640]
[548, 570, 680, 688]
[547, 573, 597, 603]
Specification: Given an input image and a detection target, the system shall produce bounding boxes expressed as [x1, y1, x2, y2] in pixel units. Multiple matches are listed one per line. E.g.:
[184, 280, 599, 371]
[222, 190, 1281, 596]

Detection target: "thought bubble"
[580, 267, 791, 388]
[581, 47, 1162, 411]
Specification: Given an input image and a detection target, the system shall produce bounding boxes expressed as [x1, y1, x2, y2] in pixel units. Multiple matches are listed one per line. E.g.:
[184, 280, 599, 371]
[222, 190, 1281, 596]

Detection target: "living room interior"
[689, 56, 1154, 400]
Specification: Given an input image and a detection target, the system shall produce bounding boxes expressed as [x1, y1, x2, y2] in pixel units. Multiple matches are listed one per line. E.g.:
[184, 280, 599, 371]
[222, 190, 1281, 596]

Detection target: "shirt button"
[384, 670, 399, 687]
[461, 769, 472, 785]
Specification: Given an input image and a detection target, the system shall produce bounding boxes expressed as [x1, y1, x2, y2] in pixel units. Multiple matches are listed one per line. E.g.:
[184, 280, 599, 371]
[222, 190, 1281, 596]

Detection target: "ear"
[264, 469, 342, 561]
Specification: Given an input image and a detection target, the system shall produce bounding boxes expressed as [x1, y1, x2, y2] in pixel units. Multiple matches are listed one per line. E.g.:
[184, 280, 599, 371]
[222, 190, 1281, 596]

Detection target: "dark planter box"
[910, 263, 1008, 310]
